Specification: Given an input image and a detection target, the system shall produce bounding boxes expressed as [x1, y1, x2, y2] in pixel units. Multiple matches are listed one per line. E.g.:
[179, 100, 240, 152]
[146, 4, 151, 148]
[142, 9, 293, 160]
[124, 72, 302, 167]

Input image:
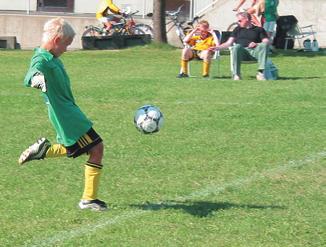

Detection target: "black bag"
[273, 15, 298, 49]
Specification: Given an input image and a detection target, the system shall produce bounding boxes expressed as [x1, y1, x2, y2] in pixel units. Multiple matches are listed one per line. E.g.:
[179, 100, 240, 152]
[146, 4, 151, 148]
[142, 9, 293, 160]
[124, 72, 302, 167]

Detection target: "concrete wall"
[0, 0, 153, 16]
[0, 0, 37, 11]
[74, 0, 153, 15]
[0, 13, 153, 49]
[0, 14, 99, 49]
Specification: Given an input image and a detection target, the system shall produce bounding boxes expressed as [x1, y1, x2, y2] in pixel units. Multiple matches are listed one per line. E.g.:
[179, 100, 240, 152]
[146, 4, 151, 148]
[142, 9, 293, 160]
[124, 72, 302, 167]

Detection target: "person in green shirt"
[263, 0, 279, 44]
[18, 17, 107, 211]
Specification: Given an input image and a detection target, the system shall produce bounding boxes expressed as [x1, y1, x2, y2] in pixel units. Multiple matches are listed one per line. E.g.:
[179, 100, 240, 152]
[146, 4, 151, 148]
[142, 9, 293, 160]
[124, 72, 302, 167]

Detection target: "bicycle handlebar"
[166, 4, 183, 17]
[125, 10, 139, 17]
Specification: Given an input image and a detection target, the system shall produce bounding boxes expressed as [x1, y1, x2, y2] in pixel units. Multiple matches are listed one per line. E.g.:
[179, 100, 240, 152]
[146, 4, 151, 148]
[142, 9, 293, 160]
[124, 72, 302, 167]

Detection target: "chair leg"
[212, 59, 220, 78]
[297, 38, 302, 49]
[217, 60, 220, 78]
[230, 50, 234, 77]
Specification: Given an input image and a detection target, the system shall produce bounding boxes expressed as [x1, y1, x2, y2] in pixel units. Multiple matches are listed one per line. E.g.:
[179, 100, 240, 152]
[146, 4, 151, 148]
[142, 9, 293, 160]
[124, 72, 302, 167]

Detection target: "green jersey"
[264, 0, 278, 22]
[24, 48, 92, 146]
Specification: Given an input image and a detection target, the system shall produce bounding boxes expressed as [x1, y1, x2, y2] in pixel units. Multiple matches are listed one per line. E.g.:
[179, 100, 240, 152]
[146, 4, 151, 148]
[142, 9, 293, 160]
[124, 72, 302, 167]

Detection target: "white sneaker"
[18, 138, 51, 165]
[233, 74, 241, 80]
[256, 72, 266, 81]
[79, 199, 108, 211]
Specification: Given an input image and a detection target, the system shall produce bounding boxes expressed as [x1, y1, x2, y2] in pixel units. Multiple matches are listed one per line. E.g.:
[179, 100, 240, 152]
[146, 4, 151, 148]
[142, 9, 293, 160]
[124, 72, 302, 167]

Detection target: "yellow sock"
[203, 61, 210, 76]
[82, 162, 103, 200]
[181, 59, 189, 74]
[45, 144, 67, 158]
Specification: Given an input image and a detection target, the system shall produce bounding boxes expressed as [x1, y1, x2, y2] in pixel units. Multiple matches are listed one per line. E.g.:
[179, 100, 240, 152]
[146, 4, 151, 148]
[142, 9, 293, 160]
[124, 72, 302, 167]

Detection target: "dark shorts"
[66, 128, 102, 158]
[190, 50, 203, 60]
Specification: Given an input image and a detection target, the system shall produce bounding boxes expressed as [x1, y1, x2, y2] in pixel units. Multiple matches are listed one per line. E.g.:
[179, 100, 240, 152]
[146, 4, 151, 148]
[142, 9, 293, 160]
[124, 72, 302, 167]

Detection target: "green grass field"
[0, 46, 325, 246]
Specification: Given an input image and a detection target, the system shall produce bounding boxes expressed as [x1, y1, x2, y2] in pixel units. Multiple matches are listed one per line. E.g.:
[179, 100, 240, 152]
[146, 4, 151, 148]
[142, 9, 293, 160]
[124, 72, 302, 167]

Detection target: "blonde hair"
[42, 17, 75, 43]
[199, 20, 210, 27]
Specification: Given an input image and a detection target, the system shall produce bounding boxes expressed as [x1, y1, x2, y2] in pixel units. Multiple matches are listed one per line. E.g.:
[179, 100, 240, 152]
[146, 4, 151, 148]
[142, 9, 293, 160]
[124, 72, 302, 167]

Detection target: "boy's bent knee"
[182, 48, 193, 59]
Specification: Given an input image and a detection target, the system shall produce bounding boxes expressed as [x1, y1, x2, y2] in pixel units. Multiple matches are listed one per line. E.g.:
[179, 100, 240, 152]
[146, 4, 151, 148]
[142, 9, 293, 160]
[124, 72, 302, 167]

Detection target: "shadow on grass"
[271, 49, 326, 57]
[247, 76, 322, 80]
[277, 76, 322, 80]
[130, 200, 285, 218]
[211, 76, 233, 79]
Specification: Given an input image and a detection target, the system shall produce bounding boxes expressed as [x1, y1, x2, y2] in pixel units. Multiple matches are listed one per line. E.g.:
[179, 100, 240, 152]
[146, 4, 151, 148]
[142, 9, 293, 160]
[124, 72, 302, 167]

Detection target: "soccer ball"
[134, 105, 164, 134]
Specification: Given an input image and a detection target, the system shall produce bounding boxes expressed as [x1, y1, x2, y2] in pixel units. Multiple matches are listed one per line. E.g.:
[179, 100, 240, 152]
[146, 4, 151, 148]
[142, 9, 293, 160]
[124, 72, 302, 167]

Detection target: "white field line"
[27, 150, 326, 247]
[27, 210, 149, 247]
[182, 150, 326, 201]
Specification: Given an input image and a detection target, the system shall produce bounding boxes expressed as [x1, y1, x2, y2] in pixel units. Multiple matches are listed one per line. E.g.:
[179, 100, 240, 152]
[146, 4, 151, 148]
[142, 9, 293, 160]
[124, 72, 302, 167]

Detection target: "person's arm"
[183, 27, 199, 44]
[248, 29, 269, 48]
[96, 9, 105, 20]
[210, 29, 220, 46]
[212, 26, 238, 51]
[210, 37, 235, 51]
[96, 0, 109, 19]
[251, 0, 258, 7]
[233, 0, 246, 11]
[216, 37, 235, 50]
[107, 0, 121, 15]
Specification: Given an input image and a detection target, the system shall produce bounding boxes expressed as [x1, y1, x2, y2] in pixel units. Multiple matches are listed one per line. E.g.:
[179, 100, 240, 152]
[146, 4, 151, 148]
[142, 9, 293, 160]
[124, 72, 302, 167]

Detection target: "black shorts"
[190, 50, 203, 60]
[66, 128, 103, 158]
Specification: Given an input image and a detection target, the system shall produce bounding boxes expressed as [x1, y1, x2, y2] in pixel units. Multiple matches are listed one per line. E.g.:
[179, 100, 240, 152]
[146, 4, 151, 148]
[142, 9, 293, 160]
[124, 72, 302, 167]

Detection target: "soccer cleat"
[18, 138, 51, 165]
[79, 199, 108, 211]
[177, 73, 189, 78]
[202, 74, 209, 78]
[256, 72, 266, 81]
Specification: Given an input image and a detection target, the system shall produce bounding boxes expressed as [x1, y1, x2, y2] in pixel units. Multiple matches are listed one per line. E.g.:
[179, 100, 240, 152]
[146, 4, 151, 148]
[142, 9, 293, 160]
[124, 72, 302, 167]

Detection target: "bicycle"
[146, 5, 203, 43]
[82, 10, 148, 37]
[167, 5, 203, 43]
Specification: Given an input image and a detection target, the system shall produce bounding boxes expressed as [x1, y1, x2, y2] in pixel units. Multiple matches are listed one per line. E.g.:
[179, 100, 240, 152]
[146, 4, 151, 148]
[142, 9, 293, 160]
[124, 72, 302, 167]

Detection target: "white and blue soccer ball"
[134, 105, 164, 134]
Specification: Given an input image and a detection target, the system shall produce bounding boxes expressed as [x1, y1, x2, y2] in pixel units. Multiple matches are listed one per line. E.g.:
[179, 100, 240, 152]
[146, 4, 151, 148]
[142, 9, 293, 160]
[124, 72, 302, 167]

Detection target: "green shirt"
[24, 48, 92, 146]
[264, 0, 278, 22]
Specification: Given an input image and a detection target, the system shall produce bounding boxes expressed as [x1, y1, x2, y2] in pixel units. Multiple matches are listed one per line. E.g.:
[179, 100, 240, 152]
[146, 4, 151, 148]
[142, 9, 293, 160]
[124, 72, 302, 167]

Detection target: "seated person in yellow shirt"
[96, 0, 125, 32]
[178, 20, 219, 78]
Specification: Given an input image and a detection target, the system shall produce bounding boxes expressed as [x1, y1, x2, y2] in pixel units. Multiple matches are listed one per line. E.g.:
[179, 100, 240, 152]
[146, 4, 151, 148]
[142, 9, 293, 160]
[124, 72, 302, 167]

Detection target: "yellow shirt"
[96, 0, 120, 20]
[188, 34, 216, 51]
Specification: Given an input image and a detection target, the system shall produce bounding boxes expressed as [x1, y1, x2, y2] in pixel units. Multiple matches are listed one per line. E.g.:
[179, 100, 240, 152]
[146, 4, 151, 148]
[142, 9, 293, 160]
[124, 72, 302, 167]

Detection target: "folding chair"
[229, 44, 277, 80]
[229, 45, 256, 77]
[284, 24, 317, 50]
[212, 30, 222, 77]
[179, 30, 222, 78]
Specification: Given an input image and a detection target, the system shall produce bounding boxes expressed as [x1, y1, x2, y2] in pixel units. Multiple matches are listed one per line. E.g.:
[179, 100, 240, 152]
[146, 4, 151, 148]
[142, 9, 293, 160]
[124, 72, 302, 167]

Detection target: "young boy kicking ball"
[19, 17, 107, 211]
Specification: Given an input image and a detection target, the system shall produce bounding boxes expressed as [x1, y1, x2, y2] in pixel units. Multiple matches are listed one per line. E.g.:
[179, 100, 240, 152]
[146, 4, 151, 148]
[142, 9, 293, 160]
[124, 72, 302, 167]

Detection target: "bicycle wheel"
[227, 22, 238, 32]
[176, 26, 186, 43]
[82, 26, 103, 37]
[121, 27, 146, 36]
[132, 27, 145, 35]
[110, 28, 124, 36]
[135, 24, 153, 38]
